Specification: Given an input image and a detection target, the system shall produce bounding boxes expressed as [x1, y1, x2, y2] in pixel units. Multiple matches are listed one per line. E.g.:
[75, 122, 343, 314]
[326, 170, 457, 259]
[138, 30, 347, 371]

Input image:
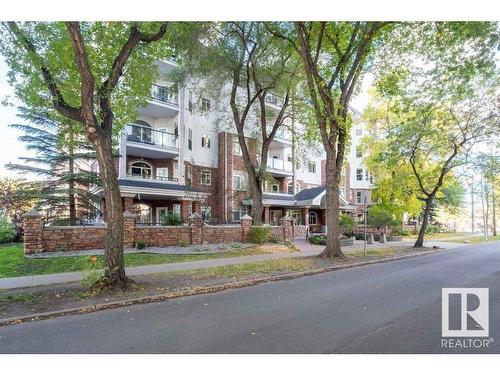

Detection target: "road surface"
[1, 242, 499, 353]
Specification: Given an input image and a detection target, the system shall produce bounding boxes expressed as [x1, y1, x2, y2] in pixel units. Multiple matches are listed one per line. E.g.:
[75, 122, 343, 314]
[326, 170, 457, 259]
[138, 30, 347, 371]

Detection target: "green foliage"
[177, 238, 189, 247]
[135, 239, 146, 250]
[367, 203, 398, 230]
[249, 226, 272, 244]
[81, 257, 105, 289]
[309, 235, 327, 245]
[160, 212, 182, 226]
[339, 213, 356, 233]
[0, 217, 15, 243]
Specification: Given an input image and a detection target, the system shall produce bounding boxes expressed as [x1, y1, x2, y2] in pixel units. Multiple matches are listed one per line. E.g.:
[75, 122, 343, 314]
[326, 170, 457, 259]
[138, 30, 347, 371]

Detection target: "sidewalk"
[0, 239, 463, 290]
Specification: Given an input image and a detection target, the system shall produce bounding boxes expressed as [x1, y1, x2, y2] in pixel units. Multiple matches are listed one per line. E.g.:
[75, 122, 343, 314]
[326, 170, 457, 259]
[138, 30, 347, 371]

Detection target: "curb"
[0, 248, 446, 327]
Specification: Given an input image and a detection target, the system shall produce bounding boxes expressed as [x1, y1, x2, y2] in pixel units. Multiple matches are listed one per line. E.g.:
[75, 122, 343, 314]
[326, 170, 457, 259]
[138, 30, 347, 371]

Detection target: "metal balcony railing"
[151, 84, 179, 106]
[126, 172, 179, 183]
[126, 124, 179, 149]
[267, 157, 293, 172]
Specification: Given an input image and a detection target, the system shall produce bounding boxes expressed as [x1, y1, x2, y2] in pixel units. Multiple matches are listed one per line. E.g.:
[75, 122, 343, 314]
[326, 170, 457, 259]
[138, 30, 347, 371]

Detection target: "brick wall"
[23, 212, 295, 254]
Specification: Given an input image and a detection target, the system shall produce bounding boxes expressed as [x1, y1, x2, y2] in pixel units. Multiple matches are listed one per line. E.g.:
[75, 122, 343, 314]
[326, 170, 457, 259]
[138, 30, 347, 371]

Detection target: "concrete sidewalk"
[0, 239, 464, 290]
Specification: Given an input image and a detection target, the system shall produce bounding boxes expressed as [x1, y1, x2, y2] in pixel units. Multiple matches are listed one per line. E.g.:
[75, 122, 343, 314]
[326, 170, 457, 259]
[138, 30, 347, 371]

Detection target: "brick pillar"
[193, 201, 201, 214]
[189, 212, 203, 245]
[180, 199, 191, 222]
[278, 178, 287, 194]
[281, 216, 293, 242]
[264, 206, 270, 224]
[240, 214, 253, 242]
[123, 211, 135, 248]
[302, 207, 309, 226]
[23, 209, 44, 255]
[123, 197, 134, 212]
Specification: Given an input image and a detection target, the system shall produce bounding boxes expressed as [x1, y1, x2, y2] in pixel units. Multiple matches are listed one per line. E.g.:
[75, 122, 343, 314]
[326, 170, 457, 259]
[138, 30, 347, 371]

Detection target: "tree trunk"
[68, 125, 76, 226]
[414, 196, 433, 248]
[492, 189, 497, 237]
[92, 134, 126, 285]
[249, 175, 264, 225]
[321, 154, 343, 258]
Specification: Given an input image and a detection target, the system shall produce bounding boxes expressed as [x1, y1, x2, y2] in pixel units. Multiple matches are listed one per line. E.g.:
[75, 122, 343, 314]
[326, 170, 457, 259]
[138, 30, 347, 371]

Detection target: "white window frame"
[201, 134, 211, 148]
[356, 146, 362, 158]
[233, 140, 242, 156]
[232, 208, 246, 222]
[188, 128, 193, 150]
[156, 207, 169, 223]
[156, 167, 168, 181]
[201, 170, 212, 185]
[308, 162, 316, 174]
[173, 203, 181, 216]
[356, 191, 362, 204]
[172, 162, 178, 180]
[232, 173, 246, 191]
[130, 161, 153, 178]
[356, 168, 363, 181]
[201, 98, 211, 112]
[309, 211, 318, 225]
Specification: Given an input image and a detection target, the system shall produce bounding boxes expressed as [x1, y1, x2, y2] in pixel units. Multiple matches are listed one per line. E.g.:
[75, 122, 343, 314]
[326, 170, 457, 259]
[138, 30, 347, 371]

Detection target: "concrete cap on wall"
[23, 209, 42, 218]
[240, 214, 253, 220]
[123, 211, 136, 218]
[188, 212, 202, 220]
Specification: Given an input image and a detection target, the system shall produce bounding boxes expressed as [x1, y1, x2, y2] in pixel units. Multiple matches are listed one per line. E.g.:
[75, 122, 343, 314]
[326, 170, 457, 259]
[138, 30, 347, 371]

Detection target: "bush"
[0, 217, 14, 243]
[425, 224, 440, 234]
[177, 238, 189, 247]
[339, 213, 356, 233]
[136, 239, 146, 249]
[309, 235, 327, 245]
[161, 212, 182, 226]
[249, 226, 271, 244]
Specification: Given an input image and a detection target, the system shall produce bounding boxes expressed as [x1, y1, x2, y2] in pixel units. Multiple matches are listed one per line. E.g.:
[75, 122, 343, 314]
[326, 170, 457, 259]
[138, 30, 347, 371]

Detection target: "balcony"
[266, 157, 293, 177]
[139, 84, 179, 117]
[126, 172, 179, 184]
[269, 126, 292, 147]
[125, 123, 179, 159]
[265, 93, 283, 108]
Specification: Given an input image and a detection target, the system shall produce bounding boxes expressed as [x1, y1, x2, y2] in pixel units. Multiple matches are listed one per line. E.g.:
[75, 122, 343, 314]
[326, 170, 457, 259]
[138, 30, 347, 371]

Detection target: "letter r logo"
[442, 288, 489, 337]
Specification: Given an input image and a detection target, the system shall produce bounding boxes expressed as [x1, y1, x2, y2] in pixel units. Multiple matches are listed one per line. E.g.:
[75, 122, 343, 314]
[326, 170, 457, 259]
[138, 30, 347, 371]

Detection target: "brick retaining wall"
[23, 212, 294, 254]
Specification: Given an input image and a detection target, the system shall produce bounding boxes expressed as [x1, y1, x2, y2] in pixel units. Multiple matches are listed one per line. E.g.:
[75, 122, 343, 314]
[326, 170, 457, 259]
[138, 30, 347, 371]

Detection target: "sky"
[0, 55, 375, 179]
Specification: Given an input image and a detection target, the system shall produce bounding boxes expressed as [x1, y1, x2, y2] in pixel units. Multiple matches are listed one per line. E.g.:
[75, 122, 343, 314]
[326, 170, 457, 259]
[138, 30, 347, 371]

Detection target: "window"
[356, 168, 363, 181]
[233, 140, 242, 156]
[188, 204, 193, 215]
[271, 183, 279, 193]
[186, 165, 192, 180]
[130, 161, 152, 179]
[356, 146, 362, 158]
[355, 128, 363, 136]
[188, 128, 192, 150]
[232, 208, 246, 222]
[173, 204, 181, 216]
[131, 203, 151, 224]
[201, 134, 211, 148]
[287, 181, 294, 195]
[365, 169, 369, 181]
[156, 167, 168, 181]
[309, 211, 318, 225]
[308, 162, 316, 173]
[357, 191, 362, 204]
[201, 206, 212, 221]
[288, 209, 303, 225]
[201, 170, 212, 185]
[172, 162, 178, 180]
[201, 98, 211, 112]
[233, 173, 246, 191]
[287, 155, 293, 162]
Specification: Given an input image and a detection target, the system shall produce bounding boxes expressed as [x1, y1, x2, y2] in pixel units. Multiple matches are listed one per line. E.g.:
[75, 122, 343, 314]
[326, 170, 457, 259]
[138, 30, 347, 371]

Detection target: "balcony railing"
[267, 157, 293, 172]
[151, 84, 179, 106]
[126, 123, 179, 149]
[265, 93, 282, 106]
[126, 172, 179, 183]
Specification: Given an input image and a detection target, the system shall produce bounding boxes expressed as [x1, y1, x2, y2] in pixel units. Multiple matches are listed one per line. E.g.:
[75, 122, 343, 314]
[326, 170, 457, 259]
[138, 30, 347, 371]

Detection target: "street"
[1, 242, 499, 354]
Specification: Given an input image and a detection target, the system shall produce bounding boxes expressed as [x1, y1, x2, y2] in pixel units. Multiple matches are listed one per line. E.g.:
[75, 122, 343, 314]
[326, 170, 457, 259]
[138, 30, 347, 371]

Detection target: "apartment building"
[92, 59, 351, 226]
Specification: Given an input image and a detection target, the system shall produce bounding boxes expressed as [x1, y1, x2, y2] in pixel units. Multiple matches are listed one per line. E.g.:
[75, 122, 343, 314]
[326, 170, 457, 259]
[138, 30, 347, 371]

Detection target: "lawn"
[448, 235, 500, 244]
[405, 232, 471, 240]
[0, 243, 294, 279]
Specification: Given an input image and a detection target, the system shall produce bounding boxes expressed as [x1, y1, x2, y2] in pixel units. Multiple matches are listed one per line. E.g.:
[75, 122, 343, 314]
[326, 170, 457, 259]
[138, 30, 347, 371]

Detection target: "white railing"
[126, 124, 179, 149]
[267, 157, 293, 172]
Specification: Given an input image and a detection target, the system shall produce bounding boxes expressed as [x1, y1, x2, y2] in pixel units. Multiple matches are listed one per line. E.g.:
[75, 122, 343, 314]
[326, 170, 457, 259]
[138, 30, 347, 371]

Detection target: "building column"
[278, 178, 287, 194]
[264, 206, 270, 225]
[240, 214, 253, 241]
[193, 201, 201, 214]
[123, 211, 135, 248]
[118, 133, 127, 178]
[123, 197, 134, 212]
[281, 216, 293, 242]
[189, 212, 203, 245]
[302, 207, 309, 226]
[180, 199, 191, 222]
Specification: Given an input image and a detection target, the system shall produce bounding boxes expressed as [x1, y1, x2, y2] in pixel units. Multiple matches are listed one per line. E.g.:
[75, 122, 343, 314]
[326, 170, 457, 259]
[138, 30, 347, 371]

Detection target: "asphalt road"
[1, 242, 499, 354]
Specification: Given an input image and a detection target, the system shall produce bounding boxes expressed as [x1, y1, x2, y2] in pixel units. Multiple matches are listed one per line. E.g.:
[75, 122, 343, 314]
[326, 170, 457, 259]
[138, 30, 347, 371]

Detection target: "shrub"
[0, 217, 15, 243]
[269, 235, 281, 244]
[249, 226, 271, 244]
[339, 213, 356, 233]
[425, 224, 440, 234]
[161, 212, 182, 226]
[136, 239, 146, 249]
[81, 256, 104, 289]
[309, 235, 327, 245]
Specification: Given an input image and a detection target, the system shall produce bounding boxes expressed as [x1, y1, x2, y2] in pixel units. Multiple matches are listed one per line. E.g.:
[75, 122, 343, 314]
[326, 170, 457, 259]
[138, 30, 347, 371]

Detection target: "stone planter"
[340, 238, 354, 246]
[387, 235, 403, 242]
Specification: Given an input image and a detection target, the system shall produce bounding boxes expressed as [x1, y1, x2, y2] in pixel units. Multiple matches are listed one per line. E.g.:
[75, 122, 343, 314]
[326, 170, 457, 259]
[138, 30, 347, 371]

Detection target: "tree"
[6, 108, 100, 225]
[1, 22, 171, 286]
[339, 213, 355, 234]
[178, 22, 301, 224]
[0, 177, 37, 239]
[474, 153, 500, 236]
[367, 203, 397, 234]
[268, 22, 390, 257]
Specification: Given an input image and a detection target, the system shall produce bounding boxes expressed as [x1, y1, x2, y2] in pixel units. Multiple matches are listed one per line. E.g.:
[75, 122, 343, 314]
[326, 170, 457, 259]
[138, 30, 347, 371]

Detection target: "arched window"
[131, 203, 152, 224]
[130, 161, 152, 179]
[309, 211, 318, 225]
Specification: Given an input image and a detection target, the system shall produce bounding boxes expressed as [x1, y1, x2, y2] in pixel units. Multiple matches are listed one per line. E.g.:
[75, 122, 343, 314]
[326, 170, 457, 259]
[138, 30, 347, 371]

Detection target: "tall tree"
[178, 22, 301, 223]
[1, 22, 170, 286]
[6, 108, 100, 225]
[269, 22, 390, 257]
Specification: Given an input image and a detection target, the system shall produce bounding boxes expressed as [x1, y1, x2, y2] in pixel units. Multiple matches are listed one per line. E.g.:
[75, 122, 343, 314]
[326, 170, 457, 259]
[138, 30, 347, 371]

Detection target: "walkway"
[0, 238, 465, 290]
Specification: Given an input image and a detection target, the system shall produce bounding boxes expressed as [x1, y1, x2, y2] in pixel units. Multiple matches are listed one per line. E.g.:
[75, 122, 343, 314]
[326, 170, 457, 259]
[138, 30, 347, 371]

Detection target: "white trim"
[156, 207, 169, 223]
